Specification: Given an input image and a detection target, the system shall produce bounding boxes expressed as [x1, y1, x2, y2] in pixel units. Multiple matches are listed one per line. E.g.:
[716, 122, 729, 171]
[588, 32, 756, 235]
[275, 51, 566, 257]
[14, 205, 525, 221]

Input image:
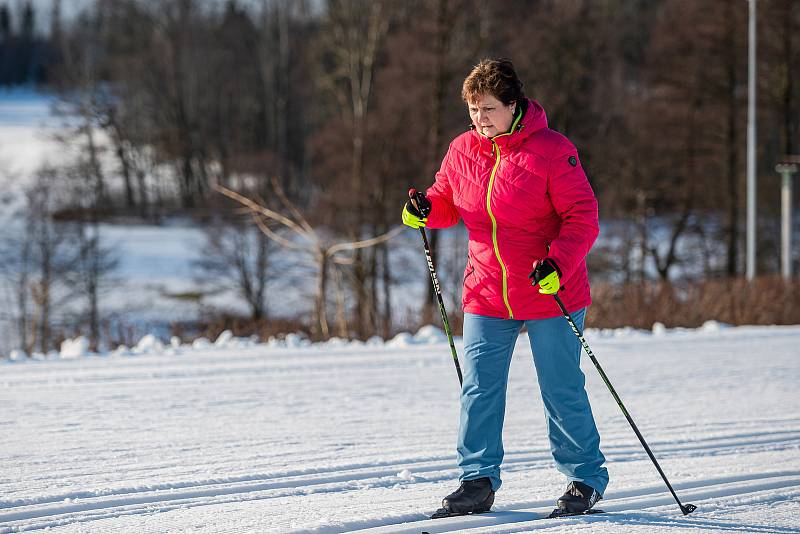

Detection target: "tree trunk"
[380, 240, 392, 340]
[334, 264, 348, 338]
[780, 0, 798, 155]
[37, 277, 51, 354]
[315, 252, 330, 339]
[136, 168, 148, 218]
[248, 230, 269, 321]
[277, 0, 291, 187]
[724, 0, 740, 276]
[88, 263, 99, 349]
[85, 123, 107, 209]
[17, 239, 31, 354]
[117, 142, 136, 210]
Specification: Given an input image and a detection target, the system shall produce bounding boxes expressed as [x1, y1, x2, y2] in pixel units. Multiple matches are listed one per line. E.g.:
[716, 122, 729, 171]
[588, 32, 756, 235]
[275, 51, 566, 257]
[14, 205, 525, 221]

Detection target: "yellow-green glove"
[529, 258, 561, 295]
[402, 188, 431, 229]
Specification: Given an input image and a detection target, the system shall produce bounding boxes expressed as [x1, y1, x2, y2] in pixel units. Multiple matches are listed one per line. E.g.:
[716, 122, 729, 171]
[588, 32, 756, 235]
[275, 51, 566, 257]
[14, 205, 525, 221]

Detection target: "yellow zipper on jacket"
[486, 142, 513, 318]
[484, 111, 523, 319]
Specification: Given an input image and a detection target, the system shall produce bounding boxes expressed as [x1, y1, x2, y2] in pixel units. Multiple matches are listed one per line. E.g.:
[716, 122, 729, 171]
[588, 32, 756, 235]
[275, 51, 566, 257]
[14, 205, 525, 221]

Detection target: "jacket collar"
[470, 98, 548, 149]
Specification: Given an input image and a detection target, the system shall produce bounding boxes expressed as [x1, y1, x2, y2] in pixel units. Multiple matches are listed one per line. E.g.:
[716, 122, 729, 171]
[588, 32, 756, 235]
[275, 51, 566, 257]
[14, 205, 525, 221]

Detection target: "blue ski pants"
[457, 309, 609, 494]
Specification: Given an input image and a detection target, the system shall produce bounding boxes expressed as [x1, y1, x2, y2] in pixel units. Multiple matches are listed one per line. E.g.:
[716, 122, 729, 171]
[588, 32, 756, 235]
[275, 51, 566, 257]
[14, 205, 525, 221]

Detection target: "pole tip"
[681, 504, 697, 515]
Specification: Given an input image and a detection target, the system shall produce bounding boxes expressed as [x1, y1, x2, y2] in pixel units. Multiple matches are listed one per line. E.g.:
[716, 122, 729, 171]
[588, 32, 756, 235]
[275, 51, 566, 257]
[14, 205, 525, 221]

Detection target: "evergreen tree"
[0, 4, 10, 41]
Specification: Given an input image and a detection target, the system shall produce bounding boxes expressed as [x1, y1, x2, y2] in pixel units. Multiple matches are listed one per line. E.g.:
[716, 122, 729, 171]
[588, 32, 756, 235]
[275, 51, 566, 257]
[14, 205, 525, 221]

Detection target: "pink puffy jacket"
[425, 99, 599, 320]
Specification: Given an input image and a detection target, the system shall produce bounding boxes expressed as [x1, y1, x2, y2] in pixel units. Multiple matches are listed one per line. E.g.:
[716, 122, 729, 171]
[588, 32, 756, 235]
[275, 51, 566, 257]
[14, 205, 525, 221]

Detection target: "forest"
[0, 0, 798, 354]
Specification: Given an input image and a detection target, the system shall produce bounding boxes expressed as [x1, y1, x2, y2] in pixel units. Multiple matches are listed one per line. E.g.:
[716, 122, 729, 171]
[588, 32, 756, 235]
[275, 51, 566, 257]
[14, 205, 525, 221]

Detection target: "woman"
[402, 58, 608, 517]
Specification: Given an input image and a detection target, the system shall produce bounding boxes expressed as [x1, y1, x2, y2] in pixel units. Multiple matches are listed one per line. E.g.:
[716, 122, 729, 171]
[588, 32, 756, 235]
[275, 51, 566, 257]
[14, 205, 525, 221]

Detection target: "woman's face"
[468, 94, 516, 138]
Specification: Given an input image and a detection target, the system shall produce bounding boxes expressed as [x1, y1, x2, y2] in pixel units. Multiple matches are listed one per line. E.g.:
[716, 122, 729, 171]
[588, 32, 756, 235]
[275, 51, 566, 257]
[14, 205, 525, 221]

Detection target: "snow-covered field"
[0, 89, 65, 178]
[2, 323, 799, 533]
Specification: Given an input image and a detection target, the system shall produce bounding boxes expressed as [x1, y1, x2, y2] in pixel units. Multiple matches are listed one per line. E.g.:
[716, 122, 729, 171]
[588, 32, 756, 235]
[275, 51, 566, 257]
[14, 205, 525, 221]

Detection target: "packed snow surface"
[2, 324, 800, 533]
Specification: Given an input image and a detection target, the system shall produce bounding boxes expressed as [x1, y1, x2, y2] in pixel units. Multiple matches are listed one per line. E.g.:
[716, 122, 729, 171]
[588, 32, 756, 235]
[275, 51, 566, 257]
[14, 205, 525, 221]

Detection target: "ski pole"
[552, 293, 696, 516]
[409, 189, 463, 386]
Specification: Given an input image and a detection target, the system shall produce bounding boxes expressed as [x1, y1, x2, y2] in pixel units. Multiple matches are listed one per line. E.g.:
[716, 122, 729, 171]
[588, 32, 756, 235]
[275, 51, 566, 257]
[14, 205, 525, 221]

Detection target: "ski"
[430, 507, 604, 521]
[430, 507, 492, 520]
[548, 508, 605, 519]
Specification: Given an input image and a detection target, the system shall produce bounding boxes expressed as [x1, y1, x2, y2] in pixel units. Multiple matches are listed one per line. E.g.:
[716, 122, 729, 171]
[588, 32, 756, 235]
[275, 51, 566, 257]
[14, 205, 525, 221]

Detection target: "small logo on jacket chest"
[568, 156, 577, 167]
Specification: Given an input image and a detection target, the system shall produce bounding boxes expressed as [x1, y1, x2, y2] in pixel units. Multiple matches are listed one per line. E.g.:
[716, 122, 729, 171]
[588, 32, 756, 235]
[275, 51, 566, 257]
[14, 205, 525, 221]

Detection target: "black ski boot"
[431, 477, 495, 519]
[549, 481, 602, 517]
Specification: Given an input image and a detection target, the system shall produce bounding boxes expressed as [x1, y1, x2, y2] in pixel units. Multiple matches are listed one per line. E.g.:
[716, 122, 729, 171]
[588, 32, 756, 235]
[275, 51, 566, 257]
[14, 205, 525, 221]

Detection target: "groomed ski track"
[2, 325, 799, 533]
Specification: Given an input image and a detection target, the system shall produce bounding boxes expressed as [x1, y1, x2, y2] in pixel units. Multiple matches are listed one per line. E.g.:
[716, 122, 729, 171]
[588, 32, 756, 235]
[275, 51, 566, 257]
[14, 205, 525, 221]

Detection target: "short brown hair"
[462, 58, 525, 106]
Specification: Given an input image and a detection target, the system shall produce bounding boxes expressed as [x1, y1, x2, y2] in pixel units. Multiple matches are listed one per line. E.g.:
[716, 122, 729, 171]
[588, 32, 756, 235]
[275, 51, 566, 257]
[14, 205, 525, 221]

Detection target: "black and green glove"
[529, 258, 561, 295]
[402, 189, 432, 229]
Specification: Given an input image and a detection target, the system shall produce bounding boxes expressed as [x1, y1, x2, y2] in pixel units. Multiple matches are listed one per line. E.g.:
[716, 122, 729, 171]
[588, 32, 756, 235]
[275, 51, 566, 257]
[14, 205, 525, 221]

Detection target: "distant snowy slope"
[2, 324, 799, 533]
[0, 89, 65, 177]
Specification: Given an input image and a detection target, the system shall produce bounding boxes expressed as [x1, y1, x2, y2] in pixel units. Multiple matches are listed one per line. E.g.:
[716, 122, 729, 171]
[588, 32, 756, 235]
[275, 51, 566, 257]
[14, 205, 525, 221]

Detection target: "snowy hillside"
[2, 324, 799, 533]
[0, 89, 64, 178]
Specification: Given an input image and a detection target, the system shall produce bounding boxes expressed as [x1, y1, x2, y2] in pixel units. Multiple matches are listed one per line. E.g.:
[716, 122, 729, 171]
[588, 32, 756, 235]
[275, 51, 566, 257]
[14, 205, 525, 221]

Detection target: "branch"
[270, 176, 317, 238]
[327, 225, 403, 257]
[250, 212, 307, 252]
[214, 183, 310, 242]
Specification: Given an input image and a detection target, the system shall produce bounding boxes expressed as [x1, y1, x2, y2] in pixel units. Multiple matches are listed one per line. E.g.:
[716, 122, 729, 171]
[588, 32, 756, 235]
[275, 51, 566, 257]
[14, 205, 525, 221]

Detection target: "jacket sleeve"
[545, 146, 599, 282]
[424, 143, 461, 229]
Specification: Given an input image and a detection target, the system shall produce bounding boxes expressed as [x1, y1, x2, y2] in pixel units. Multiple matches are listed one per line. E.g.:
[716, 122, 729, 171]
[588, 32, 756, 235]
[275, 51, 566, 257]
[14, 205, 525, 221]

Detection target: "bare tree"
[315, 0, 391, 337]
[214, 179, 401, 339]
[66, 218, 118, 351]
[63, 152, 119, 350]
[196, 218, 272, 321]
[0, 219, 34, 354]
[22, 168, 75, 353]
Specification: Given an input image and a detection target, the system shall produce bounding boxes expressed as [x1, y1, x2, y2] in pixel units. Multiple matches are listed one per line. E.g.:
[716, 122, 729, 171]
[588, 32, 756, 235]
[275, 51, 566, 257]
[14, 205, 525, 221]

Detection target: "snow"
[386, 332, 415, 348]
[133, 334, 165, 355]
[58, 337, 90, 359]
[413, 325, 448, 344]
[7, 350, 27, 362]
[2, 324, 799, 533]
[0, 89, 65, 176]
